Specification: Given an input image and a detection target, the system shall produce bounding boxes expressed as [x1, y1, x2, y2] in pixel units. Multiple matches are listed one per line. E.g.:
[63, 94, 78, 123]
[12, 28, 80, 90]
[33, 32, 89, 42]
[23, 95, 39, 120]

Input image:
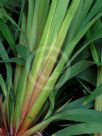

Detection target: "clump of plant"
[0, 0, 102, 136]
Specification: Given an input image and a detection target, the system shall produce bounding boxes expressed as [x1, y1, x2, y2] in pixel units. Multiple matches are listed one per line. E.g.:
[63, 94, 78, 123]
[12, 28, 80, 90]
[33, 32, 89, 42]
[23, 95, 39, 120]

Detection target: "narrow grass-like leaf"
[34, 0, 49, 48]
[0, 57, 25, 65]
[82, 0, 102, 27]
[58, 97, 93, 112]
[44, 91, 55, 119]
[24, 0, 78, 117]
[52, 122, 102, 136]
[68, 27, 102, 66]
[26, 0, 35, 41]
[21, 109, 102, 136]
[0, 74, 7, 97]
[20, 0, 80, 131]
[14, 0, 25, 40]
[56, 61, 93, 90]
[78, 78, 91, 94]
[54, 109, 102, 123]
[78, 68, 96, 85]
[16, 44, 30, 60]
[83, 83, 102, 105]
[20, 0, 58, 121]
[55, 12, 102, 90]
[0, 19, 16, 54]
[0, 40, 12, 90]
[14, 55, 33, 128]
[22, 11, 102, 131]
[87, 31, 99, 63]
[29, 0, 49, 51]
[14, 13, 27, 94]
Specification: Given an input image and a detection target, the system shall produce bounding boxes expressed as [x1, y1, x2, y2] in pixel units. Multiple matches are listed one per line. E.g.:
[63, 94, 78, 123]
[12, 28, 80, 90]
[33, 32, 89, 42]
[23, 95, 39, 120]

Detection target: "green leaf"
[52, 122, 102, 136]
[14, 55, 33, 127]
[0, 74, 7, 97]
[66, 0, 93, 41]
[78, 68, 96, 85]
[83, 83, 102, 105]
[54, 109, 102, 123]
[0, 19, 16, 54]
[0, 57, 25, 65]
[82, 0, 102, 27]
[56, 61, 93, 90]
[16, 44, 30, 60]
[34, 0, 49, 48]
[55, 11, 102, 94]
[0, 40, 12, 90]
[14, 0, 25, 40]
[58, 97, 93, 112]
[29, 0, 50, 50]
[87, 30, 99, 63]
[0, 8, 19, 28]
[23, 109, 102, 136]
[44, 91, 55, 119]
[69, 27, 102, 65]
[24, 0, 81, 127]
[78, 78, 91, 94]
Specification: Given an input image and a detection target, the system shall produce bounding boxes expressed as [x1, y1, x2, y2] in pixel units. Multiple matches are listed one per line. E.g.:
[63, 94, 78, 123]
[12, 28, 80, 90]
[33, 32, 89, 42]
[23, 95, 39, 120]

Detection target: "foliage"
[0, 0, 102, 136]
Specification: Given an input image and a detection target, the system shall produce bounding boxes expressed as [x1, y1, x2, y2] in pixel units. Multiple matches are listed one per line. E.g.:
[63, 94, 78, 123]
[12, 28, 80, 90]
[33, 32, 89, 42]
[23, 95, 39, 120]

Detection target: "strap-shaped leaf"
[83, 83, 102, 105]
[21, 109, 102, 136]
[52, 122, 102, 136]
[58, 97, 93, 112]
[0, 57, 25, 65]
[0, 41, 12, 90]
[0, 19, 16, 54]
[56, 61, 93, 90]
[0, 74, 7, 97]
